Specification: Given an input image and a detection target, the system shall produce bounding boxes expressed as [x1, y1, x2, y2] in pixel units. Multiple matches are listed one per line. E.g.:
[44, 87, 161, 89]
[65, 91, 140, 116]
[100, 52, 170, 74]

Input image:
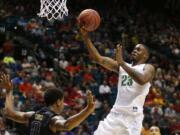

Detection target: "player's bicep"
[24, 111, 35, 120]
[98, 56, 119, 73]
[143, 64, 155, 82]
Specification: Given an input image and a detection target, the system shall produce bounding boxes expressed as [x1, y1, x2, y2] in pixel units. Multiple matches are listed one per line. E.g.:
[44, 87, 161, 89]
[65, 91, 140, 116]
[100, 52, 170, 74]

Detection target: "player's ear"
[143, 54, 146, 59]
[57, 98, 63, 106]
[143, 54, 147, 60]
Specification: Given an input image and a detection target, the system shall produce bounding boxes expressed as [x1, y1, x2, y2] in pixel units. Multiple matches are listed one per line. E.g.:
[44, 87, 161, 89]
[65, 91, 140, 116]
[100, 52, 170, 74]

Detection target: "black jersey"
[27, 107, 60, 135]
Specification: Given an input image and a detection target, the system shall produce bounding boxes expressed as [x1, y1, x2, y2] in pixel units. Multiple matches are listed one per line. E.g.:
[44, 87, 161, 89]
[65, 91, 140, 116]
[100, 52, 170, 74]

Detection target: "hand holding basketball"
[77, 9, 101, 32]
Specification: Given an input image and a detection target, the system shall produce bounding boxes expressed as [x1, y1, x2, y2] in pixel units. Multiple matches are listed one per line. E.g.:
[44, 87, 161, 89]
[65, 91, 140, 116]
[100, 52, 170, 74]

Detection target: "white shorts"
[93, 107, 144, 135]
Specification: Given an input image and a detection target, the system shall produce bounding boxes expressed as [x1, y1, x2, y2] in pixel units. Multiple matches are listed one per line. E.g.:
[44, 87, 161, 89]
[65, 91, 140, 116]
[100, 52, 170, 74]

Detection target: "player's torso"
[27, 107, 60, 135]
[115, 63, 151, 108]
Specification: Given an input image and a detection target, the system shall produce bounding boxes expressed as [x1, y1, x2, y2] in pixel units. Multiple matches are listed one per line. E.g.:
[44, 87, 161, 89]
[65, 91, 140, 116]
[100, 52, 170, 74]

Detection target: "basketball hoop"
[38, 0, 68, 21]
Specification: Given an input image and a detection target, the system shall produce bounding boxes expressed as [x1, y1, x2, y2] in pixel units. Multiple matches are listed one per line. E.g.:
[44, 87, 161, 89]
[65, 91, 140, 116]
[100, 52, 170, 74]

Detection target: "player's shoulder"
[144, 63, 155, 72]
[50, 115, 66, 124]
[144, 63, 155, 68]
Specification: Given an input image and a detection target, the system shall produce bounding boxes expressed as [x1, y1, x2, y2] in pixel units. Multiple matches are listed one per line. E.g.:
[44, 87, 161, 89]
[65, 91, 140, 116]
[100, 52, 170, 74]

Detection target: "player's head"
[44, 88, 64, 113]
[149, 126, 161, 135]
[131, 44, 149, 63]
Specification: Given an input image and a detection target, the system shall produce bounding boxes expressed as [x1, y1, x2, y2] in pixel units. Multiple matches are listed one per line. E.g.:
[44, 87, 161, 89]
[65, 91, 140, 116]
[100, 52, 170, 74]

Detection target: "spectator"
[99, 80, 111, 101]
[141, 123, 150, 135]
[164, 103, 176, 120]
[149, 126, 161, 135]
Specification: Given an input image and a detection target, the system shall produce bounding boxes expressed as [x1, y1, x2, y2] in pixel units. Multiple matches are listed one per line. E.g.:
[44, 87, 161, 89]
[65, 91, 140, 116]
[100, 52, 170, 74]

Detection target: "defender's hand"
[86, 90, 95, 113]
[0, 73, 13, 93]
[116, 44, 125, 66]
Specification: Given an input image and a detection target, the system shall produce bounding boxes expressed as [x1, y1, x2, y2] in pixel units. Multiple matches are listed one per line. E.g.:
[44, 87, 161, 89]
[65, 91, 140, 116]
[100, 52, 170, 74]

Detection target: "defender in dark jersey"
[0, 73, 95, 135]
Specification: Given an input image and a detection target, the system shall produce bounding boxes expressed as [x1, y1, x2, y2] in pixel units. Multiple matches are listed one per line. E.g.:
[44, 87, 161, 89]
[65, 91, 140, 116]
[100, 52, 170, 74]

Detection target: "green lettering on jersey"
[121, 75, 133, 86]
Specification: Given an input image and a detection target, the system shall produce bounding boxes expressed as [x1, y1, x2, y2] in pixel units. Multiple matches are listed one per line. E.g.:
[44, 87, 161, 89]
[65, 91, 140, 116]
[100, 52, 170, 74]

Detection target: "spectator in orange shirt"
[153, 93, 165, 106]
[141, 123, 150, 135]
[65, 62, 80, 77]
[83, 69, 94, 84]
[19, 76, 32, 98]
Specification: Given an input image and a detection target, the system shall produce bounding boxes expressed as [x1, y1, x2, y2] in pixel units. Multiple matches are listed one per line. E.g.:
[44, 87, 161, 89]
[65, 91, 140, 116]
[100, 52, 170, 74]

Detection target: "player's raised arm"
[116, 45, 155, 85]
[50, 90, 95, 131]
[0, 73, 34, 123]
[80, 28, 119, 73]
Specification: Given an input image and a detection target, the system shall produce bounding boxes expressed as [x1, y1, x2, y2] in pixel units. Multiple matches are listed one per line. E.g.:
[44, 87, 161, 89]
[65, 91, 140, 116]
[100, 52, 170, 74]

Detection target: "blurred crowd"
[0, 0, 180, 135]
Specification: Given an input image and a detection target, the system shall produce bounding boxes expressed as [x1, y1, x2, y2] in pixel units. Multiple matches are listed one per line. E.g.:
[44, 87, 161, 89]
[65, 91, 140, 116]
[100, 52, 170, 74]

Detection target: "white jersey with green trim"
[113, 63, 151, 113]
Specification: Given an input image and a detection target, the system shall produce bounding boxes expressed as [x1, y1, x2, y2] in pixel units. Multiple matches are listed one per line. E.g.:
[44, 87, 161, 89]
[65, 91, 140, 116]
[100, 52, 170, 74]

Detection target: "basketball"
[77, 9, 101, 32]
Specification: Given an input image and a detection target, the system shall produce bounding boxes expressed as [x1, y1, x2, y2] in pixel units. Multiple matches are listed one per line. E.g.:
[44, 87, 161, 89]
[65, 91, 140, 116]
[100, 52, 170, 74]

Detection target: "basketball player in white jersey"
[80, 28, 155, 135]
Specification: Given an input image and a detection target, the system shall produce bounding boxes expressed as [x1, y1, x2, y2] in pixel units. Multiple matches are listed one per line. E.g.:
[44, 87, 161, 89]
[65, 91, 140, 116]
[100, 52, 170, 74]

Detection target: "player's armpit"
[97, 56, 119, 73]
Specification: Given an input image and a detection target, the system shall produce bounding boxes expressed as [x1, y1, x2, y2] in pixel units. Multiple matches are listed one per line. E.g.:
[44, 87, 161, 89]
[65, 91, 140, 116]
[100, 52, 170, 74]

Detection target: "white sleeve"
[55, 115, 66, 125]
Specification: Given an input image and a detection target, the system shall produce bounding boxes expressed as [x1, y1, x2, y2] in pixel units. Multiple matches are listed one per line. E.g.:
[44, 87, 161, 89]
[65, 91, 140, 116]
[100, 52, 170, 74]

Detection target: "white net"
[38, 0, 68, 21]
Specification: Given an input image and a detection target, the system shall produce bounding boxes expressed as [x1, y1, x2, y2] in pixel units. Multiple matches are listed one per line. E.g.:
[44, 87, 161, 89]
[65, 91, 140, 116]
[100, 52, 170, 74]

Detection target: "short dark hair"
[44, 88, 64, 106]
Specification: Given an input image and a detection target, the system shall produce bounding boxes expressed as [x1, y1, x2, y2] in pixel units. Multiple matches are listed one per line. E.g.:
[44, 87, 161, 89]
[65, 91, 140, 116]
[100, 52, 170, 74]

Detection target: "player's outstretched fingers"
[0, 73, 13, 93]
[0, 73, 6, 85]
[86, 90, 95, 111]
[87, 90, 92, 102]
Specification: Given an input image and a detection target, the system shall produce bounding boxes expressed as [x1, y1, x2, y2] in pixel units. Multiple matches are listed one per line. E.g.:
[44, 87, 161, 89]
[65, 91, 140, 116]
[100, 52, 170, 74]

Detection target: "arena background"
[0, 0, 180, 134]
